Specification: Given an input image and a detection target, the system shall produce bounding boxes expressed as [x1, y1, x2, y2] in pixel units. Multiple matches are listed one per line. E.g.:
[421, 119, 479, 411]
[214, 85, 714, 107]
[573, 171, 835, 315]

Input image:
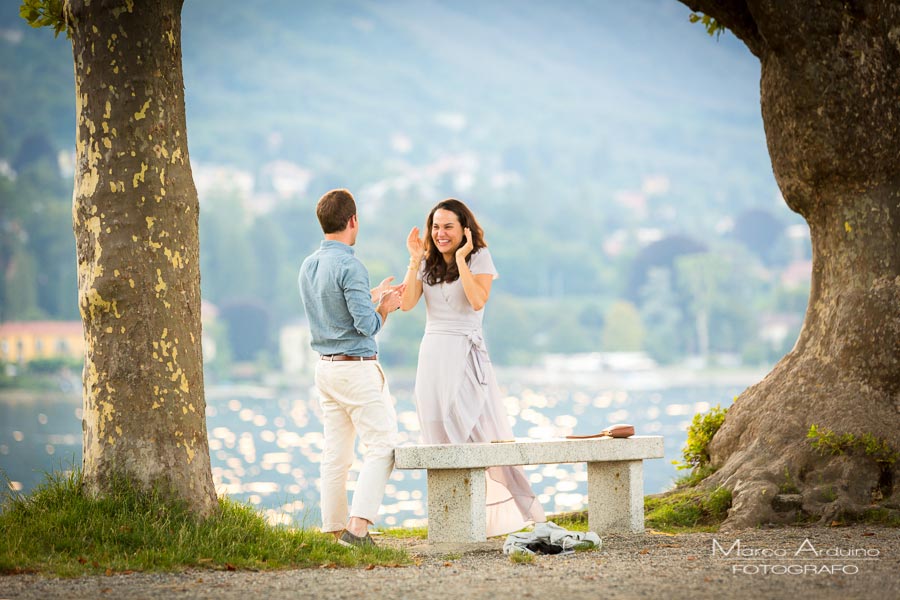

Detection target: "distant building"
[541, 351, 657, 373]
[201, 300, 220, 363]
[262, 160, 313, 200]
[279, 322, 318, 375]
[759, 313, 803, 350]
[0, 321, 84, 364]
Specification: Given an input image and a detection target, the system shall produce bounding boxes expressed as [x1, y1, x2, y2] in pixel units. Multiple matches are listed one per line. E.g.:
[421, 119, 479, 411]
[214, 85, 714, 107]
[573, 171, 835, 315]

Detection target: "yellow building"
[0, 321, 84, 364]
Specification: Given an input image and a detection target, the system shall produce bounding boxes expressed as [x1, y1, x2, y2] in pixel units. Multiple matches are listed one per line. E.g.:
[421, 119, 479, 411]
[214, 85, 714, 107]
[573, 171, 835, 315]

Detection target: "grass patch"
[508, 551, 534, 564]
[376, 526, 428, 540]
[546, 512, 589, 532]
[0, 469, 409, 576]
[777, 467, 800, 495]
[854, 508, 900, 527]
[644, 486, 731, 533]
[549, 485, 732, 535]
[674, 464, 717, 488]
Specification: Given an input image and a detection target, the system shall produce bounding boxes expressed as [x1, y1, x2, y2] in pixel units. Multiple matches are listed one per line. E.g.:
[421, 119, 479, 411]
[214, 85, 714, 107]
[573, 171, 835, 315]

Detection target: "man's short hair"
[316, 189, 357, 234]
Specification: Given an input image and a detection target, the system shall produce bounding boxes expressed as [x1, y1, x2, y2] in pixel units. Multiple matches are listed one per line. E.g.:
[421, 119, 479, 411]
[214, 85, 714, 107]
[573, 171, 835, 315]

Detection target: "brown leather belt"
[321, 354, 377, 361]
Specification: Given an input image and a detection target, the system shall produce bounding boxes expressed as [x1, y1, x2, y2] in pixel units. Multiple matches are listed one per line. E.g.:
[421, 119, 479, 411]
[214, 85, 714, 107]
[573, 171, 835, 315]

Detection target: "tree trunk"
[678, 0, 900, 528]
[66, 0, 216, 517]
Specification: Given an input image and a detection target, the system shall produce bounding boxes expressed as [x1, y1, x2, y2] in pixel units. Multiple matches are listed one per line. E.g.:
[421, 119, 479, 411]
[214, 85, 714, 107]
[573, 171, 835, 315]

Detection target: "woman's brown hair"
[422, 198, 487, 285]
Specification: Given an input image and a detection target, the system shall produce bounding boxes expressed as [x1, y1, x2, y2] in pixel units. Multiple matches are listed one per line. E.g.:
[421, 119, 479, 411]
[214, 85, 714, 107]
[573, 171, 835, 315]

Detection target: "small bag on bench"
[565, 423, 635, 439]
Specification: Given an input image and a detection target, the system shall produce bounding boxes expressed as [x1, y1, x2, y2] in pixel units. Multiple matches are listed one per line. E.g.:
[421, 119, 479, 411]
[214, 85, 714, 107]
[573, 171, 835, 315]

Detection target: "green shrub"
[807, 425, 898, 465]
[677, 404, 729, 473]
[26, 357, 82, 374]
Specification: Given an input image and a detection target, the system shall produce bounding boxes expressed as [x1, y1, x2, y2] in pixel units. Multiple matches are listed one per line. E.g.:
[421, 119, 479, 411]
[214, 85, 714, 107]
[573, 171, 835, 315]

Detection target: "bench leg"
[426, 468, 486, 543]
[587, 460, 644, 533]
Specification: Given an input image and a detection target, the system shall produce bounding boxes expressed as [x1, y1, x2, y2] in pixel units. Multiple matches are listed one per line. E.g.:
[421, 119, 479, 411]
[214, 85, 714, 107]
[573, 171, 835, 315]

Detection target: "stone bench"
[394, 436, 664, 543]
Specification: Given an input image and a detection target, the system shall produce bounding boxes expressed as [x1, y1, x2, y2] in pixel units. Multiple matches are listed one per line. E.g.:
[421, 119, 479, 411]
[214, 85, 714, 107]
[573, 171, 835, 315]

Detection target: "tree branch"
[677, 0, 763, 57]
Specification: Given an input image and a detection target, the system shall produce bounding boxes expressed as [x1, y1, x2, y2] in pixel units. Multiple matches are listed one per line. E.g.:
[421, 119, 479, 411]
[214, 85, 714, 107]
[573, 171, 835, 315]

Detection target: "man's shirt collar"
[320, 239, 354, 254]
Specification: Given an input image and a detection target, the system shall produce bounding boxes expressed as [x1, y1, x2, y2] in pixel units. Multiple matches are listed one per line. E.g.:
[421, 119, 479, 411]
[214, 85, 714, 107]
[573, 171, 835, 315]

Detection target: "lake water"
[0, 367, 759, 529]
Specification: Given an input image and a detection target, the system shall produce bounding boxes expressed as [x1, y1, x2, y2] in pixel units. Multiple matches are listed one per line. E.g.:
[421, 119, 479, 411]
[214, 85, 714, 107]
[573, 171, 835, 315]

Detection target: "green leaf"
[19, 0, 68, 38]
[689, 12, 726, 40]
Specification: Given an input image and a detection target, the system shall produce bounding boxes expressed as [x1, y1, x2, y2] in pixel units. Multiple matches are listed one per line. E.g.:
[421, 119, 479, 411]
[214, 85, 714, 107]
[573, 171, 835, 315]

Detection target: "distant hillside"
[2, 1, 810, 369]
[3, 1, 776, 218]
[176, 0, 774, 220]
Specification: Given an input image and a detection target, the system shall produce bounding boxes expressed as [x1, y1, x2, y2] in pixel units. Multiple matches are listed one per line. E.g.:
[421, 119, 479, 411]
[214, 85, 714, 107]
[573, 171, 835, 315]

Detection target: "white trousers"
[315, 359, 397, 532]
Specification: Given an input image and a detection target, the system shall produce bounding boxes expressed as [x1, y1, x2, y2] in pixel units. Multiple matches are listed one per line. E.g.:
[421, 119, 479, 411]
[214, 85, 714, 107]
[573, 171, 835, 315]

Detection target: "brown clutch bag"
[566, 423, 635, 439]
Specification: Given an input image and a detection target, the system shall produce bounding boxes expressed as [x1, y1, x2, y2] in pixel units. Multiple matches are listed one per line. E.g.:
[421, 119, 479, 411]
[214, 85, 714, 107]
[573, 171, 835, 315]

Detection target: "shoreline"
[0, 365, 769, 404]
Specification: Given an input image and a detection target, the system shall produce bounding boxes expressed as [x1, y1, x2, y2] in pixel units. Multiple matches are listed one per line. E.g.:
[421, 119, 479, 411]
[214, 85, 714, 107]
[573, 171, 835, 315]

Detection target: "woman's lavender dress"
[414, 248, 545, 536]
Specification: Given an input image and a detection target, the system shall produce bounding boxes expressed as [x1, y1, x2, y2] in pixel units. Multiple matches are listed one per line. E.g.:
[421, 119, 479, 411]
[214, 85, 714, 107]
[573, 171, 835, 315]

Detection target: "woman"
[400, 198, 545, 537]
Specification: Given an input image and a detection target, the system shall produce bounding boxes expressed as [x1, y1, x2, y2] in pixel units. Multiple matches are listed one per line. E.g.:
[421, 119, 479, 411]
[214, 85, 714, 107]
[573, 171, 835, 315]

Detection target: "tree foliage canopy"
[19, 0, 66, 38]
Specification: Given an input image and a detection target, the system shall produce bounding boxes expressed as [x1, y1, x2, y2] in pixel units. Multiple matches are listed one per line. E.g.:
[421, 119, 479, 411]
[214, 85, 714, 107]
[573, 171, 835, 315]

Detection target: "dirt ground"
[2, 525, 898, 600]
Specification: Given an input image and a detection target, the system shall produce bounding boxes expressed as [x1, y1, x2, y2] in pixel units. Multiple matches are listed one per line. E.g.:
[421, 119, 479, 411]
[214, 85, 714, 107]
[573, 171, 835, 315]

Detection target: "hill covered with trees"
[0, 0, 810, 371]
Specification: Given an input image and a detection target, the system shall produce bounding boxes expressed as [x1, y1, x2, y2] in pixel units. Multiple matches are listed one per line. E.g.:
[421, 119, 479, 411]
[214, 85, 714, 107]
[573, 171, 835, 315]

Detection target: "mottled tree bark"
[678, 0, 900, 528]
[66, 0, 216, 516]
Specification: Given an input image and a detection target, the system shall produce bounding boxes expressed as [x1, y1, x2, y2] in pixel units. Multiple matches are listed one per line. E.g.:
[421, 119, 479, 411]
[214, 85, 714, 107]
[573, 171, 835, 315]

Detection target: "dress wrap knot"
[424, 323, 489, 385]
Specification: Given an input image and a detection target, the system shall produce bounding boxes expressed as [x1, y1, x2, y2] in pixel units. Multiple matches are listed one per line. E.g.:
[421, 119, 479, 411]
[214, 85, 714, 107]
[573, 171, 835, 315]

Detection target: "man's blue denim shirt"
[298, 240, 383, 357]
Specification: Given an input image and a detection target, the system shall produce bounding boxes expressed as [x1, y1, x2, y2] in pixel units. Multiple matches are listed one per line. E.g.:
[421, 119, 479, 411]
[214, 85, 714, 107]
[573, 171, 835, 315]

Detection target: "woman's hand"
[407, 226, 425, 261]
[456, 227, 474, 263]
[401, 229, 425, 311]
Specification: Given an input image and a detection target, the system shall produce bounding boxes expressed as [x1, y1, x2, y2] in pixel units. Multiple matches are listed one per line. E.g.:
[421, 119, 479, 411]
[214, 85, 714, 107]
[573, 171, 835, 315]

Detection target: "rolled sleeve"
[342, 260, 383, 338]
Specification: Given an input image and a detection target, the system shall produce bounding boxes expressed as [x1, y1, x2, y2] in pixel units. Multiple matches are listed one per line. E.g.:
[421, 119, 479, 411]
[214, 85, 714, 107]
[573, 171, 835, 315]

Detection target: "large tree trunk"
[66, 0, 216, 516]
[678, 1, 900, 528]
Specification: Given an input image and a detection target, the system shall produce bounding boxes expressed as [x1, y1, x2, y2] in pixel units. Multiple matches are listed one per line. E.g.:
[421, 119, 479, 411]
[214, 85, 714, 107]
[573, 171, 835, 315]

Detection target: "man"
[298, 189, 404, 548]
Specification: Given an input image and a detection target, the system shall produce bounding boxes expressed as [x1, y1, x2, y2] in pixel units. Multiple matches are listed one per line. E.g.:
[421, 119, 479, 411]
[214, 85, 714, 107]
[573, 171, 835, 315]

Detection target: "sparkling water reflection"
[0, 373, 749, 529]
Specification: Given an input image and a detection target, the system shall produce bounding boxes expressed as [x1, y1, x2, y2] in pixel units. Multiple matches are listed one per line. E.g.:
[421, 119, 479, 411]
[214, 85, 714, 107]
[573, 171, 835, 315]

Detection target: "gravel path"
[2, 525, 897, 600]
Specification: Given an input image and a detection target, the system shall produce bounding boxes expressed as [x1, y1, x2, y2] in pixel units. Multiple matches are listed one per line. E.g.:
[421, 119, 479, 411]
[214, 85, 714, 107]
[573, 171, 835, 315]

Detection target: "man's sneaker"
[338, 529, 376, 548]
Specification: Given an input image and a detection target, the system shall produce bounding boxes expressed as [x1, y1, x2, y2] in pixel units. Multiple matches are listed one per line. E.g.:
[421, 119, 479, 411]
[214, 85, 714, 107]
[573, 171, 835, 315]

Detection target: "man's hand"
[377, 289, 402, 319]
[372, 277, 406, 303]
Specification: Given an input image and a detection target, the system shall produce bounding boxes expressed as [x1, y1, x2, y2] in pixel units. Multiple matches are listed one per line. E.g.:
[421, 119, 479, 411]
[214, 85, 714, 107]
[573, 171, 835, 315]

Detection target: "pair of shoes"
[338, 529, 376, 548]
